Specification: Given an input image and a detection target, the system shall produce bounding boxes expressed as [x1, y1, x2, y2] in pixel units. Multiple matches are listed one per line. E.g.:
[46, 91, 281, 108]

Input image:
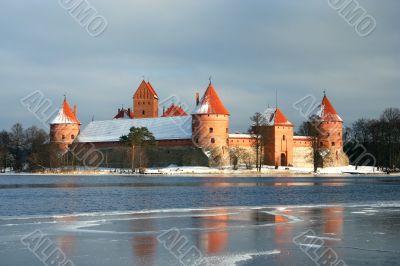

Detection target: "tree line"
[345, 107, 400, 171]
[0, 123, 50, 172]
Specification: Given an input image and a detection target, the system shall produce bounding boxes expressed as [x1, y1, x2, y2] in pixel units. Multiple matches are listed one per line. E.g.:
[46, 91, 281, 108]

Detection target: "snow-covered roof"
[229, 134, 253, 139]
[50, 99, 80, 125]
[77, 116, 193, 143]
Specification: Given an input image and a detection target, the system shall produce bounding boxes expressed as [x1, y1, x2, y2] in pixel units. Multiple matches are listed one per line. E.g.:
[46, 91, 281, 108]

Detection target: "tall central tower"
[133, 80, 159, 118]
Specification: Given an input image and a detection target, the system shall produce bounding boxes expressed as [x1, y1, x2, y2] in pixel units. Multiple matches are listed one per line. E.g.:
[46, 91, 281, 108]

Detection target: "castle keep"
[50, 80, 348, 168]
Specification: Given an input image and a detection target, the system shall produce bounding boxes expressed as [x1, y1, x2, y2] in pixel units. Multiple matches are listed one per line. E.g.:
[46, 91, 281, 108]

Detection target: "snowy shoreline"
[0, 165, 391, 177]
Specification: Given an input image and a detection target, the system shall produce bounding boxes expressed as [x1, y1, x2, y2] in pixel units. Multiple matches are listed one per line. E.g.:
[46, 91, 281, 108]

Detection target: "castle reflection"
[199, 209, 229, 255]
[131, 217, 157, 266]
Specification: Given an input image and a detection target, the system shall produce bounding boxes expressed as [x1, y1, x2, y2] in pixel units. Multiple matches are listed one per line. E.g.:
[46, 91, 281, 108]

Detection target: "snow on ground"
[142, 165, 383, 176]
[0, 165, 385, 176]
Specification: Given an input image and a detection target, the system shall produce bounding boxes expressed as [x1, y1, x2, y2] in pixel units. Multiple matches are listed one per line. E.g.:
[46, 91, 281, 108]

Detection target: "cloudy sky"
[0, 0, 399, 132]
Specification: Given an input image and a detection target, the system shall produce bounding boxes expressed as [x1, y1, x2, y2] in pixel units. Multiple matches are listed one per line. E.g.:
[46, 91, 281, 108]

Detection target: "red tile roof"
[319, 95, 343, 122]
[264, 107, 292, 126]
[193, 83, 229, 115]
[275, 108, 293, 126]
[134, 80, 159, 99]
[162, 104, 188, 117]
[113, 108, 134, 119]
[51, 98, 80, 124]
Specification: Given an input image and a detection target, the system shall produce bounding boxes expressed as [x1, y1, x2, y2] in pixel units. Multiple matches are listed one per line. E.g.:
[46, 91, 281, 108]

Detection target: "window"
[283, 135, 286, 141]
[71, 135, 75, 140]
[338, 132, 341, 136]
[320, 142, 323, 146]
[226, 128, 228, 133]
[331, 142, 336, 146]
[209, 127, 214, 133]
[142, 110, 145, 115]
[195, 138, 199, 144]
[62, 135, 65, 140]
[211, 138, 215, 144]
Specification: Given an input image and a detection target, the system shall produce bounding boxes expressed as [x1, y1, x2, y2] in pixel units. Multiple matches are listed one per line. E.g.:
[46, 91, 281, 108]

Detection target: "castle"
[49, 80, 349, 168]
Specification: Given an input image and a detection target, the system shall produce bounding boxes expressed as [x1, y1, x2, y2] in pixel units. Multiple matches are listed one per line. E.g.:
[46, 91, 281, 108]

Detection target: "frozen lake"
[1, 175, 400, 265]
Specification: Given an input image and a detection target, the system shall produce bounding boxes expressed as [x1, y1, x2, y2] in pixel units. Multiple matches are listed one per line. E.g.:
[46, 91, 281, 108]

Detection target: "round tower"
[50, 97, 81, 153]
[192, 82, 230, 165]
[317, 94, 343, 151]
[316, 93, 348, 166]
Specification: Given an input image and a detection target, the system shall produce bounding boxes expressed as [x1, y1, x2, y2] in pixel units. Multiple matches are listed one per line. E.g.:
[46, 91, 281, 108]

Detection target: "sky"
[0, 0, 399, 133]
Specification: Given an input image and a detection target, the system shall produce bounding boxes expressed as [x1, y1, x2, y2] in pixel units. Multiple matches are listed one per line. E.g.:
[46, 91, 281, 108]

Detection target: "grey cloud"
[0, 0, 399, 132]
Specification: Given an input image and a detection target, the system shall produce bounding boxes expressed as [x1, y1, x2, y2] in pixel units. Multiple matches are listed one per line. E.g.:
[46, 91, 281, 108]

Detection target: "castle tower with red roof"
[192, 82, 230, 165]
[316, 93, 347, 166]
[50, 97, 81, 153]
[133, 80, 159, 118]
[263, 107, 294, 166]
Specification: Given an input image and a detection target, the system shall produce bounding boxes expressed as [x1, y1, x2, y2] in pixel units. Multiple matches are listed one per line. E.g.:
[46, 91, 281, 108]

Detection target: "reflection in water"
[200, 209, 229, 255]
[56, 216, 77, 258]
[323, 207, 344, 238]
[131, 216, 157, 266]
[55, 179, 80, 259]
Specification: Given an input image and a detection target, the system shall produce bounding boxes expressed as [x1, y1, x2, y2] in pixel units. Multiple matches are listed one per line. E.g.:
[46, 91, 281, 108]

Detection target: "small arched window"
[211, 138, 215, 144]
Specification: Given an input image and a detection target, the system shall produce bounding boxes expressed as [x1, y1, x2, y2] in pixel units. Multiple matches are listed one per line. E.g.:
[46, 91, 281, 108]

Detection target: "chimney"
[196, 92, 200, 105]
[73, 105, 77, 115]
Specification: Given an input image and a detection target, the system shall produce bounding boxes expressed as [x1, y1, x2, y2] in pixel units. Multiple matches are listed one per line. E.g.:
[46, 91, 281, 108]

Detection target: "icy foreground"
[1, 174, 399, 265]
[1, 204, 400, 265]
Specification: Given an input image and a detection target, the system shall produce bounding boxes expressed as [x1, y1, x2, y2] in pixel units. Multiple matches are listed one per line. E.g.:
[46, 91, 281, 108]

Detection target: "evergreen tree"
[120, 127, 156, 171]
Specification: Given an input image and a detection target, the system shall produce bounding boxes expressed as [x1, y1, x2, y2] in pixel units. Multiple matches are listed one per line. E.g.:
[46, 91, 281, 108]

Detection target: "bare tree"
[248, 112, 267, 172]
